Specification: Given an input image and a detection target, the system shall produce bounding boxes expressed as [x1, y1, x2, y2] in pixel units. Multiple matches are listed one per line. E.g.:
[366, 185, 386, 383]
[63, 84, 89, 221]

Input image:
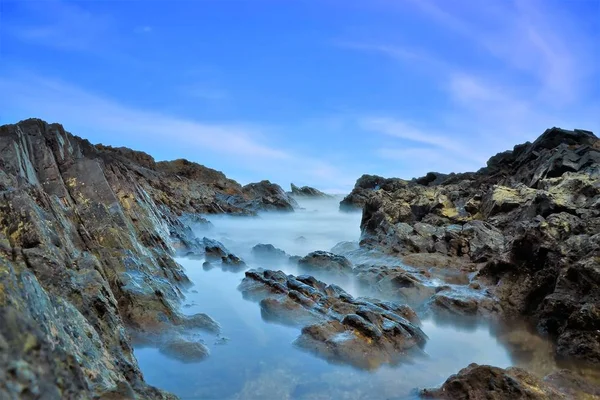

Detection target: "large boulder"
[240, 180, 298, 212]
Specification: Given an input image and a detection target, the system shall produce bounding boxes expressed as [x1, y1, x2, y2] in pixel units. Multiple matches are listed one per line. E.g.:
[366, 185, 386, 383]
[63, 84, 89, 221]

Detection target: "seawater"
[135, 197, 567, 400]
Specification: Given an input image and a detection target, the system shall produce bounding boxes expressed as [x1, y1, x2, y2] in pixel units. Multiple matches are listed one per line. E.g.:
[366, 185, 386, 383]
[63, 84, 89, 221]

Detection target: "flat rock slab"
[239, 269, 427, 369]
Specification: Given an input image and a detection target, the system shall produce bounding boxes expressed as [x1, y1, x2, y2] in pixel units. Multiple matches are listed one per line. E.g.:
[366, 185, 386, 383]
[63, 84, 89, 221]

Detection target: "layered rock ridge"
[0, 118, 294, 399]
[345, 127, 600, 365]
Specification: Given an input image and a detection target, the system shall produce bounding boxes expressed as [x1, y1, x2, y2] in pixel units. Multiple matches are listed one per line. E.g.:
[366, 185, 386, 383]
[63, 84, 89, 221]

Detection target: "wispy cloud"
[340, 0, 599, 176]
[7, 0, 113, 51]
[0, 71, 361, 191]
[402, 0, 596, 102]
[0, 73, 288, 160]
[360, 117, 481, 163]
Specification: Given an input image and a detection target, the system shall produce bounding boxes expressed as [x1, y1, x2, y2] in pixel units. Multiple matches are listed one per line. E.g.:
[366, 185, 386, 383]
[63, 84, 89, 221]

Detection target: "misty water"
[135, 196, 570, 399]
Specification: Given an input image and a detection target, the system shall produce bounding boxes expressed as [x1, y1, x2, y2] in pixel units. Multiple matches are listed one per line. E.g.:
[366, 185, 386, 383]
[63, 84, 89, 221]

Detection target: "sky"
[0, 0, 599, 193]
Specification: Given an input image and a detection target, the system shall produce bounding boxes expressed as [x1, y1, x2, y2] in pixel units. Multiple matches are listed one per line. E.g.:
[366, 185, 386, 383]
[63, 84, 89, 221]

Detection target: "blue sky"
[1, 0, 599, 192]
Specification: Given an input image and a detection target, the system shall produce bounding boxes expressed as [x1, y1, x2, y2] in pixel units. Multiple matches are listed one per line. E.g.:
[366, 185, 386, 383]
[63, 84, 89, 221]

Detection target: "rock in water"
[251, 243, 289, 262]
[239, 180, 298, 212]
[297, 251, 353, 275]
[290, 183, 330, 197]
[239, 269, 426, 369]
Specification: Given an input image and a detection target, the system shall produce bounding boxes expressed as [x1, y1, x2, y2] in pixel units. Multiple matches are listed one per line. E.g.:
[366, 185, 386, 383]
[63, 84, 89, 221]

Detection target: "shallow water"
[135, 197, 576, 399]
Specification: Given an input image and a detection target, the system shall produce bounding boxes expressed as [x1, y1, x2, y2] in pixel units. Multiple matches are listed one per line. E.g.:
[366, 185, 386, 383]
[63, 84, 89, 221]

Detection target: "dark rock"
[238, 269, 427, 369]
[290, 183, 330, 197]
[202, 237, 245, 269]
[0, 118, 289, 398]
[240, 180, 298, 212]
[340, 174, 408, 211]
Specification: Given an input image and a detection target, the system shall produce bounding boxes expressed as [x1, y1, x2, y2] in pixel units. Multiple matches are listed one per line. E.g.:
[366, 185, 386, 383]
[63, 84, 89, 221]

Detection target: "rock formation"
[0, 118, 294, 399]
[345, 127, 599, 369]
[239, 269, 427, 369]
[290, 183, 330, 197]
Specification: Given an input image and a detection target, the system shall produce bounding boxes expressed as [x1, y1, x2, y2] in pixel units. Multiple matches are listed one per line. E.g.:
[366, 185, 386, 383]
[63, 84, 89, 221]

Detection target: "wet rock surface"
[420, 363, 568, 399]
[353, 127, 600, 365]
[0, 119, 294, 398]
[239, 269, 427, 369]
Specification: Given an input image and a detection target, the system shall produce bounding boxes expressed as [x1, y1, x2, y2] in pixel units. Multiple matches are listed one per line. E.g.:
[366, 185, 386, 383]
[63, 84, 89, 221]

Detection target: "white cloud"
[0, 73, 289, 160]
[360, 117, 486, 164]
[7, 0, 113, 51]
[340, 0, 599, 177]
[402, 0, 596, 103]
[0, 71, 364, 192]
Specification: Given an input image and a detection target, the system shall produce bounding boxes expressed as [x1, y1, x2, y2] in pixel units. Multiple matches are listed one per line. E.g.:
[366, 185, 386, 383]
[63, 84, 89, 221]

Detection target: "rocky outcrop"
[0, 118, 292, 398]
[239, 180, 298, 212]
[238, 269, 427, 369]
[355, 127, 600, 364]
[420, 363, 568, 399]
[290, 183, 330, 197]
[339, 174, 408, 211]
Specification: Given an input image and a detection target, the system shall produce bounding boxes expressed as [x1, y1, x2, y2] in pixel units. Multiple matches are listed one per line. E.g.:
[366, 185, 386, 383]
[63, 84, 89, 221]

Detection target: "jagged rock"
[353, 127, 600, 364]
[239, 180, 298, 212]
[238, 269, 426, 369]
[420, 363, 567, 399]
[297, 251, 353, 275]
[0, 118, 292, 398]
[290, 183, 330, 197]
[339, 174, 408, 211]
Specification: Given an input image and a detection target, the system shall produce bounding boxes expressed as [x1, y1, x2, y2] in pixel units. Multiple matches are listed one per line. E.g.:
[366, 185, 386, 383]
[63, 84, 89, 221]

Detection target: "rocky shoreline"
[0, 119, 296, 399]
[1, 119, 598, 399]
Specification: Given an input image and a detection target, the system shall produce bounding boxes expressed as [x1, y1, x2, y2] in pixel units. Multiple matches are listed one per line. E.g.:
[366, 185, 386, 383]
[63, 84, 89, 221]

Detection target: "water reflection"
[134, 197, 594, 399]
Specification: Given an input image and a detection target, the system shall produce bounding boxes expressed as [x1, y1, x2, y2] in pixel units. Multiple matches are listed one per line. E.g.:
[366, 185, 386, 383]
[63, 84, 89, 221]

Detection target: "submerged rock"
[239, 269, 427, 369]
[297, 251, 353, 275]
[420, 363, 567, 399]
[251, 243, 289, 261]
[159, 336, 210, 363]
